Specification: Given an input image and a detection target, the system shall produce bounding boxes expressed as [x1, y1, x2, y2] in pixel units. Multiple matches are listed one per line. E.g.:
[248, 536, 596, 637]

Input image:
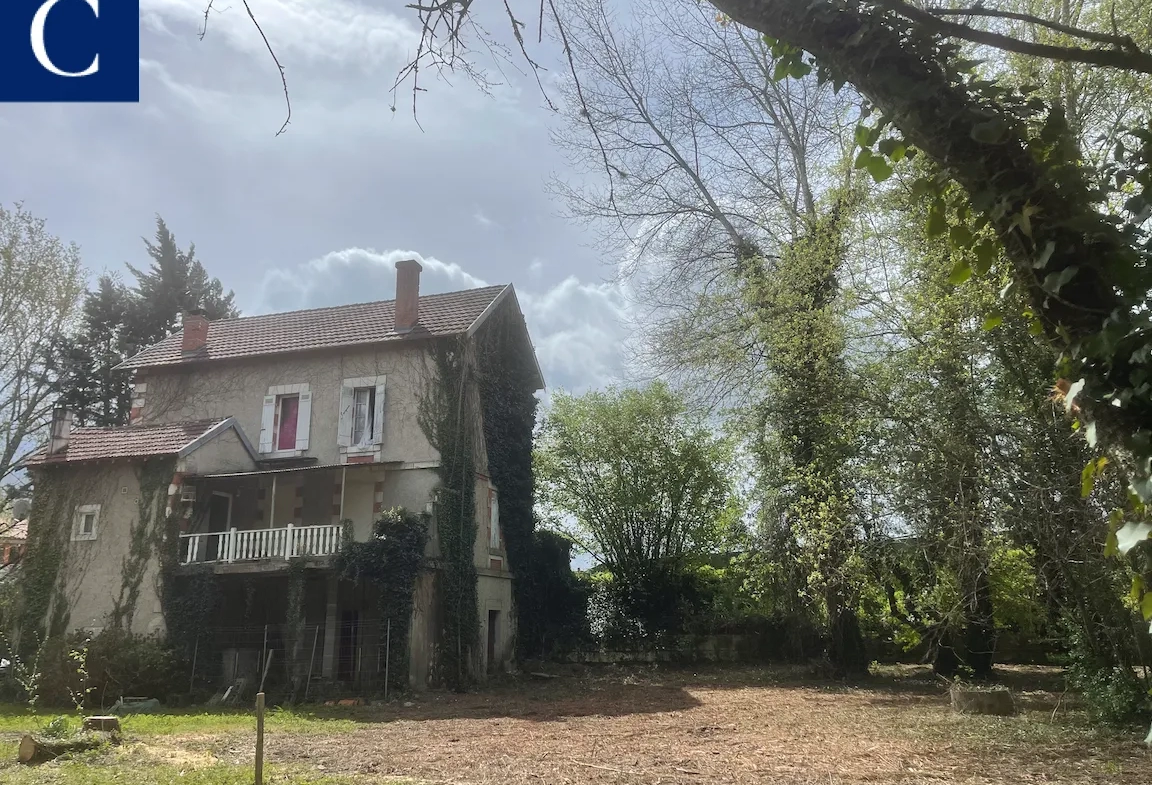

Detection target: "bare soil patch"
[218, 665, 1149, 784]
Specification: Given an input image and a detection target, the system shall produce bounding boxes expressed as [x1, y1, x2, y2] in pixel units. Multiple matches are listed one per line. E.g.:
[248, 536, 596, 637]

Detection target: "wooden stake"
[305, 625, 319, 702]
[188, 635, 199, 694]
[255, 692, 265, 785]
[260, 649, 275, 693]
[384, 618, 391, 701]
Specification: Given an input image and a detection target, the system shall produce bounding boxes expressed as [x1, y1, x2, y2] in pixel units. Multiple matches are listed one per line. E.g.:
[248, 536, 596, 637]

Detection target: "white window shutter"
[295, 391, 312, 451]
[258, 395, 276, 453]
[337, 384, 353, 447]
[490, 491, 500, 548]
[372, 378, 386, 444]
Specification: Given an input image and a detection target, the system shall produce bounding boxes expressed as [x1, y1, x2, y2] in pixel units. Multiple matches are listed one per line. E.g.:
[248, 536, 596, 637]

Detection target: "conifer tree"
[54, 216, 238, 426]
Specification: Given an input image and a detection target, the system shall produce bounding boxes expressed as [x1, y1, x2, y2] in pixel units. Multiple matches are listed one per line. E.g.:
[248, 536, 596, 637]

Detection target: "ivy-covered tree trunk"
[738, 204, 867, 677]
[710, 0, 1152, 496]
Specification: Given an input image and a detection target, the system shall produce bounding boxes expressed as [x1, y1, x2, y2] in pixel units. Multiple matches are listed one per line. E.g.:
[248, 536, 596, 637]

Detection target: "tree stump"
[83, 716, 120, 733]
[949, 684, 1017, 716]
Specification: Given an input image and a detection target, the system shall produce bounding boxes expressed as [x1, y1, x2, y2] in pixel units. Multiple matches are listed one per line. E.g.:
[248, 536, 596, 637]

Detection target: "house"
[20, 260, 543, 691]
[0, 499, 28, 575]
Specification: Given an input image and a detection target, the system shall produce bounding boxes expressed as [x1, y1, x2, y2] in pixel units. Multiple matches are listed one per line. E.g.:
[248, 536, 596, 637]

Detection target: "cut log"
[18, 733, 106, 764]
[949, 684, 1017, 716]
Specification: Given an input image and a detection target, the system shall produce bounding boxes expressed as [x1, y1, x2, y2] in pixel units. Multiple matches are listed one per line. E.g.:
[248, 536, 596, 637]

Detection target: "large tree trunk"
[709, 0, 1147, 462]
[828, 605, 869, 677]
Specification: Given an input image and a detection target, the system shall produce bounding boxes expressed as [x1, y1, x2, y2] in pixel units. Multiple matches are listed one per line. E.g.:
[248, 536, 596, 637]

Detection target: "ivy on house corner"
[15, 468, 87, 654]
[472, 302, 555, 658]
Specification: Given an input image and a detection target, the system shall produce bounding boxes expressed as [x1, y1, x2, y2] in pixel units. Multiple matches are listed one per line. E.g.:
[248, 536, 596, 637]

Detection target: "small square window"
[72, 504, 100, 541]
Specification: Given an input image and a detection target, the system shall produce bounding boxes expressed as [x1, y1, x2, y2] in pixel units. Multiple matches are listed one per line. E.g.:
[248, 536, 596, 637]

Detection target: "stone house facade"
[21, 261, 543, 690]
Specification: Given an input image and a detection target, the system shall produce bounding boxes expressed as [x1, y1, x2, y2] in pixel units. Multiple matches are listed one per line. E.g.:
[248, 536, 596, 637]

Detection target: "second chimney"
[394, 259, 423, 333]
[48, 408, 73, 455]
[181, 310, 209, 353]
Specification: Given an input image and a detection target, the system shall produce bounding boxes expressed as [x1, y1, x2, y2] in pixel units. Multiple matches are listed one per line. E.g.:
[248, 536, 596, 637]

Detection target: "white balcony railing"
[180, 524, 343, 565]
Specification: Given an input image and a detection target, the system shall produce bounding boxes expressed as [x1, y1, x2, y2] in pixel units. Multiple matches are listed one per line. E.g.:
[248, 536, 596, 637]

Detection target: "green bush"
[40, 715, 75, 739]
[516, 530, 590, 657]
[85, 630, 181, 706]
[1062, 615, 1151, 725]
[17, 630, 180, 709]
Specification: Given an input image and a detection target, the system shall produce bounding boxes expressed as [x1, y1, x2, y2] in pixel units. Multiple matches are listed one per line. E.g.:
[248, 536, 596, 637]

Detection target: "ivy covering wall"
[472, 300, 549, 658]
[336, 508, 429, 691]
[16, 467, 83, 652]
[418, 336, 481, 690]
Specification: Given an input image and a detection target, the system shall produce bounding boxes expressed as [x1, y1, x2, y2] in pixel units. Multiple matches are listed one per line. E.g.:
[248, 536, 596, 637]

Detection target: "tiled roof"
[117, 285, 510, 370]
[0, 519, 27, 541]
[23, 419, 230, 466]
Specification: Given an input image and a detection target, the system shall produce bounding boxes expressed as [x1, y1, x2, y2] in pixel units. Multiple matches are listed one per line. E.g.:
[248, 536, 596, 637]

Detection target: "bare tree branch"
[884, 0, 1152, 75]
[927, 6, 1140, 49]
[241, 0, 291, 136]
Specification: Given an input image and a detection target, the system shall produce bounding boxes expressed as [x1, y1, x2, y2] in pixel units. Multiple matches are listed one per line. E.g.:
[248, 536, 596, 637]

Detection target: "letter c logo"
[31, 0, 99, 78]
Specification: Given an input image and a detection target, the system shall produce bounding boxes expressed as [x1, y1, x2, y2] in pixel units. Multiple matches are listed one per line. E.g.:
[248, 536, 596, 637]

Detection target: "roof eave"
[177, 417, 260, 463]
[466, 285, 545, 391]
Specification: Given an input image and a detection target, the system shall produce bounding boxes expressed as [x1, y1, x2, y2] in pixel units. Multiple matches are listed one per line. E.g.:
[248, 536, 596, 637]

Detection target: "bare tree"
[0, 203, 85, 487]
[548, 0, 857, 406]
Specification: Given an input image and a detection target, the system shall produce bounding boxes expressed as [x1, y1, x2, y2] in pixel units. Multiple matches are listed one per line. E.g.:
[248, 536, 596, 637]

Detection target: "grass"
[0, 757, 371, 784]
[0, 706, 357, 737]
[0, 706, 367, 784]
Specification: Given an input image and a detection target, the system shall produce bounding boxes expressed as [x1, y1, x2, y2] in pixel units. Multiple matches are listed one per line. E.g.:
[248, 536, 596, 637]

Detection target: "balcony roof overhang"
[187, 460, 401, 480]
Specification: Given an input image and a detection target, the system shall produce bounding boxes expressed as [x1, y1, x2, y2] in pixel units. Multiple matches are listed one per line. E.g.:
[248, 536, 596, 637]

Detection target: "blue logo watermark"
[0, 0, 139, 102]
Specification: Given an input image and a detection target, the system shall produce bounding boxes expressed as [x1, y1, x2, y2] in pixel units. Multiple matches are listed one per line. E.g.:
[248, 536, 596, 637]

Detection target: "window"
[72, 504, 100, 541]
[277, 395, 299, 450]
[488, 488, 501, 549]
[259, 384, 312, 454]
[351, 387, 376, 446]
[338, 377, 386, 451]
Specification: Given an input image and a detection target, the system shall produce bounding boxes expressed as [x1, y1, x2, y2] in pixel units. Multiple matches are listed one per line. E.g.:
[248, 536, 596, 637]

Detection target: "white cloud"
[253, 247, 488, 313]
[520, 277, 631, 394]
[141, 0, 415, 72]
[473, 209, 497, 229]
[251, 247, 630, 394]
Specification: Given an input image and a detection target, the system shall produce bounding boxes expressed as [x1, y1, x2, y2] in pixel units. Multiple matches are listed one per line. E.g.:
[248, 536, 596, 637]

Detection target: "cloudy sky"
[1, 0, 632, 395]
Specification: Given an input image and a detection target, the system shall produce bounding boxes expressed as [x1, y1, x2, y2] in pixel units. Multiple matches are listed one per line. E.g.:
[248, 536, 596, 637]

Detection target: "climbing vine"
[418, 337, 480, 690]
[15, 468, 103, 653]
[336, 508, 429, 692]
[282, 560, 307, 693]
[735, 0, 1152, 653]
[109, 458, 176, 630]
[158, 491, 218, 661]
[472, 301, 552, 658]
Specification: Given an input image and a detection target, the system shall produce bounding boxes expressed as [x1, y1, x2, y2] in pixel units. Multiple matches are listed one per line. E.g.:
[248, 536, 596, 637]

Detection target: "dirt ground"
[179, 664, 1151, 785]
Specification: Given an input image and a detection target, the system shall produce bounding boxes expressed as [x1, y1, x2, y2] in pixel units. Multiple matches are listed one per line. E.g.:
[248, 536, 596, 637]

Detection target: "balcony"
[180, 524, 343, 565]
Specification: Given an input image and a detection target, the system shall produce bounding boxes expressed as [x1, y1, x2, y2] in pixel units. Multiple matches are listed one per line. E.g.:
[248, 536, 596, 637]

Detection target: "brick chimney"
[394, 259, 422, 333]
[181, 310, 209, 353]
[48, 408, 73, 455]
